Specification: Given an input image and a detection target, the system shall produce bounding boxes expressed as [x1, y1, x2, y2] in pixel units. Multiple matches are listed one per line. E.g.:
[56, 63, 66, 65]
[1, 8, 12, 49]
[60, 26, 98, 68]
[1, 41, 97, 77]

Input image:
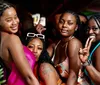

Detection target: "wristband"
[83, 60, 92, 67]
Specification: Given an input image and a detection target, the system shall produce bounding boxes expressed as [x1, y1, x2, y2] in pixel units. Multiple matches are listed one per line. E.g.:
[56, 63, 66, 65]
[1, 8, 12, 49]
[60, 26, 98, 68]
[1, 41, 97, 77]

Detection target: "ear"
[75, 25, 78, 31]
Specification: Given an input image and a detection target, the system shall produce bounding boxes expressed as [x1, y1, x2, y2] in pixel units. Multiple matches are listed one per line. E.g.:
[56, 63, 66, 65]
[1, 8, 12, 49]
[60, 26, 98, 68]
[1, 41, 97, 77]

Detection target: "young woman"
[0, 1, 39, 85]
[79, 14, 100, 85]
[26, 32, 65, 85]
[47, 10, 82, 85]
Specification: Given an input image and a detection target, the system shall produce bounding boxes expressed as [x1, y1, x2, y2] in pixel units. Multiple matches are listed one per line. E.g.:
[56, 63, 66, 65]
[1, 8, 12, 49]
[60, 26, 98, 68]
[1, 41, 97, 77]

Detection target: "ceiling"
[6, 0, 100, 18]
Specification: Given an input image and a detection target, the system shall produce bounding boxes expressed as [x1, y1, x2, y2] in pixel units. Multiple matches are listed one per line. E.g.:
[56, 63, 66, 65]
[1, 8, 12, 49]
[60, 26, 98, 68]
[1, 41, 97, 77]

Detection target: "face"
[0, 7, 19, 33]
[58, 13, 78, 37]
[87, 18, 100, 42]
[27, 38, 43, 61]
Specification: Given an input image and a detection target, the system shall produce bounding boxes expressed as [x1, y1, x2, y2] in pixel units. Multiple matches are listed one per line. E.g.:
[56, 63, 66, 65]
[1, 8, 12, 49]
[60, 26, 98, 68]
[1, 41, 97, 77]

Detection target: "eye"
[68, 22, 73, 25]
[92, 27, 98, 31]
[38, 47, 43, 50]
[14, 15, 18, 20]
[86, 26, 90, 31]
[6, 19, 12, 22]
[28, 45, 33, 48]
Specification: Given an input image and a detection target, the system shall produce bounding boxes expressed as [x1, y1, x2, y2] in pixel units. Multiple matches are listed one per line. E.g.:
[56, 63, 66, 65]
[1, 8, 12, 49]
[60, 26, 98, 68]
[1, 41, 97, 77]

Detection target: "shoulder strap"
[88, 42, 100, 60]
[84, 42, 100, 85]
[51, 40, 61, 61]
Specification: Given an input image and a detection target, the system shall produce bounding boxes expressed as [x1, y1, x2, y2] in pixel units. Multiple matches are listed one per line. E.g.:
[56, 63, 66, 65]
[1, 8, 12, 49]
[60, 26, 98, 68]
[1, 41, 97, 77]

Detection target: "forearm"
[85, 65, 100, 84]
[25, 73, 39, 85]
[66, 70, 77, 85]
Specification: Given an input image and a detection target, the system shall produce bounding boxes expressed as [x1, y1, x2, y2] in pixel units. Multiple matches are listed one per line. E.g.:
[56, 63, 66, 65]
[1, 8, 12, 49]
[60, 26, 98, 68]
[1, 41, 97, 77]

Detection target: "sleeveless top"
[7, 45, 36, 85]
[51, 36, 74, 78]
[84, 41, 100, 85]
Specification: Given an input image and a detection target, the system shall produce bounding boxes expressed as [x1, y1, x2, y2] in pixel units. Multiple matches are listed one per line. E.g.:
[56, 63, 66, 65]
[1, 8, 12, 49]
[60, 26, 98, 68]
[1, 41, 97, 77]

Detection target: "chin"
[11, 29, 18, 34]
[61, 34, 68, 37]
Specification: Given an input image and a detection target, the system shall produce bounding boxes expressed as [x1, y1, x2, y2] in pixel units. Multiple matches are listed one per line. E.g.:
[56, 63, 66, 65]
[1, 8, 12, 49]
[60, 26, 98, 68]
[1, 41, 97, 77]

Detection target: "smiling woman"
[79, 14, 100, 85]
[0, 1, 39, 85]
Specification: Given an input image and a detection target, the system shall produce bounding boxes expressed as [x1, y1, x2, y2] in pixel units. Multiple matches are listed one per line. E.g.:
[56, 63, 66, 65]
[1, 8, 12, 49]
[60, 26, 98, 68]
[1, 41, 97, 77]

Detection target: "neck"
[61, 36, 74, 43]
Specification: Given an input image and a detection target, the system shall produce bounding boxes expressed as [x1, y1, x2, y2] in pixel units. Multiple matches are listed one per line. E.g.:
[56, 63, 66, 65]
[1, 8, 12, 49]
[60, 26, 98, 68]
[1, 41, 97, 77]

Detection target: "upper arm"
[8, 35, 33, 77]
[39, 63, 58, 85]
[95, 46, 100, 72]
[67, 39, 82, 73]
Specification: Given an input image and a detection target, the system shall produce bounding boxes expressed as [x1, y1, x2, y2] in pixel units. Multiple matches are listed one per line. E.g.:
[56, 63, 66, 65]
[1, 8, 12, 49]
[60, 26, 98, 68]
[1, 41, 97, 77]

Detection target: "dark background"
[5, 0, 100, 18]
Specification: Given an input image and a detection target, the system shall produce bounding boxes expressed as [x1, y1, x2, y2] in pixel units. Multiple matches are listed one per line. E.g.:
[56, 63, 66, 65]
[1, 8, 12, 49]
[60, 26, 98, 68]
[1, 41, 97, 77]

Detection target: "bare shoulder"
[39, 63, 59, 85]
[67, 37, 82, 58]
[9, 34, 20, 41]
[68, 37, 82, 48]
[8, 34, 21, 45]
[94, 45, 100, 71]
[7, 34, 23, 55]
[39, 63, 55, 77]
[40, 63, 55, 73]
[94, 46, 100, 58]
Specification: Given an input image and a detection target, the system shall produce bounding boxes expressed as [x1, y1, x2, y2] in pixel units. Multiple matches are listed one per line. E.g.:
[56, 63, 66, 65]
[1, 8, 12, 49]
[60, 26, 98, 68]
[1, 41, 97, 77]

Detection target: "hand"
[35, 24, 46, 34]
[79, 37, 94, 63]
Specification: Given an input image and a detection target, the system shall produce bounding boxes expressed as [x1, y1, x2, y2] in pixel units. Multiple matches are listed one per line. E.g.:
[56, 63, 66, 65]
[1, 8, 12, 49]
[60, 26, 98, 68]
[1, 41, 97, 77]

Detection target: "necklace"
[60, 36, 74, 48]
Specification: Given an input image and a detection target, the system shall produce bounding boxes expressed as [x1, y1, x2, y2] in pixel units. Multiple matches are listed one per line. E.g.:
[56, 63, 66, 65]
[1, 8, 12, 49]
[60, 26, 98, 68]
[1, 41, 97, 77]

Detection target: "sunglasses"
[26, 33, 45, 40]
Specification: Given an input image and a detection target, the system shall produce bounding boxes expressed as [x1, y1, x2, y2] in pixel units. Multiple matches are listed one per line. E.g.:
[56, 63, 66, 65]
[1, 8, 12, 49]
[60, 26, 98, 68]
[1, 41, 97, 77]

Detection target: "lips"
[11, 24, 18, 30]
[61, 29, 68, 33]
[12, 26, 18, 29]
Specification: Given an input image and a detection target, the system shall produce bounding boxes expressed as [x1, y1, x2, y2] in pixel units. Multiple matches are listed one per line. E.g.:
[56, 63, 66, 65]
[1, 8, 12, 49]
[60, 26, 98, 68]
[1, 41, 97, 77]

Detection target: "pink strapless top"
[7, 45, 36, 85]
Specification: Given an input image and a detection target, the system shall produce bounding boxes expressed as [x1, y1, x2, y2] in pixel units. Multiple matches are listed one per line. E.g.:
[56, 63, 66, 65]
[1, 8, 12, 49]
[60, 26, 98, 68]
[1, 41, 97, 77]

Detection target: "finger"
[0, 68, 3, 72]
[0, 70, 3, 75]
[85, 37, 90, 48]
[0, 74, 4, 79]
[39, 28, 44, 34]
[36, 27, 42, 34]
[79, 48, 83, 54]
[36, 25, 40, 30]
[87, 38, 94, 50]
[79, 48, 84, 59]
[0, 80, 6, 84]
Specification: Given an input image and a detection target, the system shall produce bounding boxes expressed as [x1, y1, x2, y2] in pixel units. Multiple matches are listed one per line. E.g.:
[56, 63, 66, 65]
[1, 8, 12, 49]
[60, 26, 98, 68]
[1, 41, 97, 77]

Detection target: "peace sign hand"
[79, 37, 94, 63]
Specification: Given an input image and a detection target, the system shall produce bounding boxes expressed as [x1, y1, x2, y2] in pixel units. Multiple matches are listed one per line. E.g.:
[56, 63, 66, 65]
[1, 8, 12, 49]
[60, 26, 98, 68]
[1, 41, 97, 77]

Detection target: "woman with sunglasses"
[26, 33, 65, 85]
[79, 14, 100, 85]
[0, 1, 39, 85]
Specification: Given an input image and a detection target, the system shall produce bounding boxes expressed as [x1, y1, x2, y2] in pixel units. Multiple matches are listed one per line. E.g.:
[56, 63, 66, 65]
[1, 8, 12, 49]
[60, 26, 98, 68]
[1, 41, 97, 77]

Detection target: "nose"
[12, 19, 17, 25]
[32, 47, 37, 53]
[89, 29, 94, 34]
[63, 22, 67, 27]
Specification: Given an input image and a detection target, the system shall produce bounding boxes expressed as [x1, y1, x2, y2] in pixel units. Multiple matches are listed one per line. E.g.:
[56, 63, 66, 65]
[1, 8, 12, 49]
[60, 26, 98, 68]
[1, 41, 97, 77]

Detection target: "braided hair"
[0, 1, 14, 16]
[60, 10, 80, 26]
[89, 14, 100, 29]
